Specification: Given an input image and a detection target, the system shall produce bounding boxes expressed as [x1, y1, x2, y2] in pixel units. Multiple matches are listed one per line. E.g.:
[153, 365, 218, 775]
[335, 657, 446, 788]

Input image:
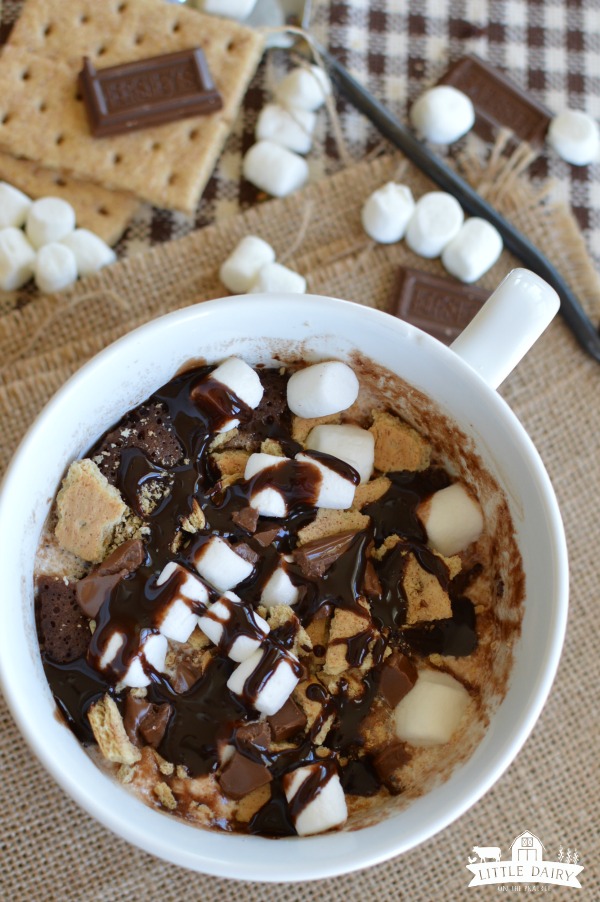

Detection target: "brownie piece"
[37, 576, 90, 663]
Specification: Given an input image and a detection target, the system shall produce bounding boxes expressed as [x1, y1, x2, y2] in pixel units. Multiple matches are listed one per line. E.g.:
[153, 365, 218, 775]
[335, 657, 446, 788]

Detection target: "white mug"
[0, 269, 568, 881]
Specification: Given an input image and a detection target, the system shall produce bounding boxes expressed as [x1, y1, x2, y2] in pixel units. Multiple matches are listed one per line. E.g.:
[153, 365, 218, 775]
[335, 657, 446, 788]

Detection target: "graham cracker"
[0, 0, 263, 212]
[0, 151, 138, 245]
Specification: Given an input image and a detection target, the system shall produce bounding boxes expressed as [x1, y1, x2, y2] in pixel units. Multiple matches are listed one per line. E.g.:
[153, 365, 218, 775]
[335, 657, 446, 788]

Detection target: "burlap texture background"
[0, 148, 598, 899]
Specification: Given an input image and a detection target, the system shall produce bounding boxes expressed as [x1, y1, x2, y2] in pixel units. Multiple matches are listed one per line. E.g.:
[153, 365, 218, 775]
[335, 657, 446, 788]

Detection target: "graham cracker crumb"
[87, 694, 141, 766]
[370, 410, 430, 473]
[235, 784, 272, 823]
[260, 438, 285, 457]
[297, 508, 370, 545]
[265, 604, 312, 657]
[181, 499, 206, 534]
[292, 412, 342, 444]
[403, 553, 453, 624]
[353, 476, 391, 510]
[152, 750, 175, 776]
[324, 605, 372, 676]
[153, 782, 177, 810]
[209, 429, 239, 451]
[55, 458, 126, 563]
[117, 763, 136, 784]
[211, 449, 250, 479]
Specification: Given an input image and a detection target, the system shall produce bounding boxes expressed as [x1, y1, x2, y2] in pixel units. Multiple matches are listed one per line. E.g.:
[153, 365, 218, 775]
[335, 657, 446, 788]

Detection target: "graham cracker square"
[0, 0, 263, 213]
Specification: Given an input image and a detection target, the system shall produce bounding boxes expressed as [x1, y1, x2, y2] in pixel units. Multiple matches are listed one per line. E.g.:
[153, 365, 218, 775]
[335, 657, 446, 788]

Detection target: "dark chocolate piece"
[267, 698, 307, 741]
[391, 266, 489, 344]
[235, 721, 272, 756]
[293, 529, 359, 579]
[37, 577, 90, 663]
[373, 742, 410, 794]
[76, 538, 145, 617]
[232, 506, 260, 534]
[95, 539, 145, 576]
[79, 50, 223, 138]
[438, 54, 551, 148]
[170, 662, 202, 694]
[253, 526, 282, 547]
[124, 695, 172, 748]
[378, 651, 417, 707]
[218, 751, 273, 799]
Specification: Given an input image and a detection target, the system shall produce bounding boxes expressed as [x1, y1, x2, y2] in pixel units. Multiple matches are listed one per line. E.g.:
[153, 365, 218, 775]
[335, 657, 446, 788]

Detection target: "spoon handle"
[317, 45, 600, 363]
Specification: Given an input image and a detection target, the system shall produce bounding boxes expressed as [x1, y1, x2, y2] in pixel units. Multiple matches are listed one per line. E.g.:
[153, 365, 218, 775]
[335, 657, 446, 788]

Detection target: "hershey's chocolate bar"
[391, 266, 489, 344]
[79, 49, 223, 137]
[438, 54, 551, 148]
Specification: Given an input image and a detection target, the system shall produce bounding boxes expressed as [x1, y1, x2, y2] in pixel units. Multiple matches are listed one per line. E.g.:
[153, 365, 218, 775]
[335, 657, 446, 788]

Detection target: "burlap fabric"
[0, 144, 599, 898]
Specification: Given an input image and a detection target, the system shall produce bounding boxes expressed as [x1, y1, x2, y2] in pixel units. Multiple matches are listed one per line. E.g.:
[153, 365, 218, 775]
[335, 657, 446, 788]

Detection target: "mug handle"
[450, 268, 560, 390]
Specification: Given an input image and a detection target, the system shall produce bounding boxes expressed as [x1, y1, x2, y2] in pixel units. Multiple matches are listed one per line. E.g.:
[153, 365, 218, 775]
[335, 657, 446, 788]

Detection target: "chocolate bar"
[438, 55, 551, 148]
[391, 266, 489, 344]
[79, 49, 223, 137]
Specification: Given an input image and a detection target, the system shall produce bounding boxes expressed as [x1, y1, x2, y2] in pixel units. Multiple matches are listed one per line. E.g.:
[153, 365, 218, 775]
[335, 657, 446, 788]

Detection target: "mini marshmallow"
[245, 452, 289, 517]
[261, 561, 299, 608]
[394, 669, 470, 747]
[0, 227, 36, 290]
[547, 109, 600, 166]
[219, 235, 276, 294]
[98, 629, 168, 688]
[306, 424, 375, 483]
[243, 141, 309, 198]
[227, 645, 300, 715]
[198, 592, 269, 662]
[248, 261, 307, 295]
[275, 65, 332, 112]
[410, 85, 475, 145]
[0, 182, 32, 229]
[60, 228, 116, 277]
[256, 103, 316, 154]
[418, 482, 484, 557]
[405, 192, 464, 259]
[286, 361, 359, 418]
[197, 0, 257, 19]
[211, 355, 264, 409]
[283, 765, 348, 836]
[34, 242, 78, 294]
[26, 196, 76, 249]
[296, 452, 356, 510]
[193, 536, 254, 593]
[361, 182, 415, 244]
[441, 218, 503, 284]
[154, 561, 210, 643]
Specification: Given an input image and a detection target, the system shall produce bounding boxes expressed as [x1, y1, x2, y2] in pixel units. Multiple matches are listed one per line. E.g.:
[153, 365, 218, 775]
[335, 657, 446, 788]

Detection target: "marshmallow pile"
[219, 234, 306, 295]
[410, 86, 475, 145]
[242, 64, 331, 198]
[0, 183, 115, 293]
[362, 183, 503, 283]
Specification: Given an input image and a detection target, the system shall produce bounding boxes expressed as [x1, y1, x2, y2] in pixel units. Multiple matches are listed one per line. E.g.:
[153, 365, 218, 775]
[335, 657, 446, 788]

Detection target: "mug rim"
[0, 294, 568, 881]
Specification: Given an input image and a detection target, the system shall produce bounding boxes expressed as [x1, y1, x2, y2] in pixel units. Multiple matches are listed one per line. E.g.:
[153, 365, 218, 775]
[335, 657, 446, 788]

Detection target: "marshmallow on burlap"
[155, 562, 209, 643]
[34, 242, 78, 294]
[227, 645, 300, 715]
[61, 229, 116, 277]
[245, 452, 288, 517]
[98, 630, 168, 689]
[410, 86, 475, 145]
[219, 236, 276, 293]
[283, 765, 348, 835]
[306, 424, 375, 484]
[405, 192, 464, 258]
[394, 669, 470, 746]
[296, 452, 357, 510]
[418, 483, 484, 556]
[256, 104, 316, 154]
[197, 592, 269, 662]
[261, 561, 299, 608]
[275, 65, 332, 112]
[193, 536, 254, 593]
[441, 218, 503, 284]
[26, 197, 76, 249]
[287, 361, 359, 418]
[547, 109, 600, 166]
[197, 0, 258, 18]
[361, 182, 415, 244]
[248, 262, 307, 295]
[243, 141, 309, 197]
[0, 182, 32, 229]
[0, 227, 36, 290]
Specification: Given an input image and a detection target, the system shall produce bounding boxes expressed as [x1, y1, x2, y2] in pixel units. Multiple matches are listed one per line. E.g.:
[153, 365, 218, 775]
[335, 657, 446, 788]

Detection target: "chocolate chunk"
[363, 559, 382, 599]
[391, 266, 488, 345]
[218, 751, 273, 799]
[235, 721, 272, 755]
[373, 741, 410, 794]
[232, 506, 259, 534]
[378, 651, 417, 707]
[37, 577, 90, 663]
[95, 538, 145, 576]
[438, 54, 551, 148]
[124, 695, 172, 748]
[267, 698, 307, 741]
[79, 50, 223, 138]
[170, 662, 202, 694]
[253, 526, 282, 548]
[293, 530, 358, 578]
[232, 541, 259, 566]
[91, 401, 183, 486]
